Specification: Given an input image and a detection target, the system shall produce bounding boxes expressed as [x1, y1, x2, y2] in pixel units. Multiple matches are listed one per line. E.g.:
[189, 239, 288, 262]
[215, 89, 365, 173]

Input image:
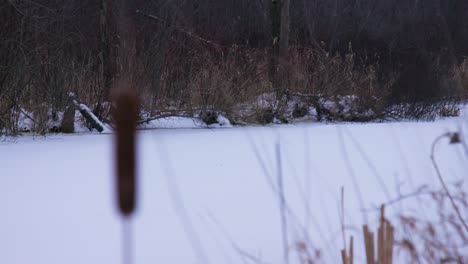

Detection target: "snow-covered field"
[1, 117, 467, 263]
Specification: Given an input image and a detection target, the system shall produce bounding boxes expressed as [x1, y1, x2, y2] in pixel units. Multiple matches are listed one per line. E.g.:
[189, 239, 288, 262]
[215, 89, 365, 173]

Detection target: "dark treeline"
[1, 0, 468, 133]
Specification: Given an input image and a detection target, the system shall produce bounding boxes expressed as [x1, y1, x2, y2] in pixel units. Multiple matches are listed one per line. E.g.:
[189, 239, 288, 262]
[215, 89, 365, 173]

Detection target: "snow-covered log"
[77, 104, 105, 133]
[69, 93, 105, 133]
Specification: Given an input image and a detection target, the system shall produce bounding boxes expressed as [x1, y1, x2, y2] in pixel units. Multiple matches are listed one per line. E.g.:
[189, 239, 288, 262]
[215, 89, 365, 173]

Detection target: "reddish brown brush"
[396, 183, 468, 263]
[114, 88, 139, 217]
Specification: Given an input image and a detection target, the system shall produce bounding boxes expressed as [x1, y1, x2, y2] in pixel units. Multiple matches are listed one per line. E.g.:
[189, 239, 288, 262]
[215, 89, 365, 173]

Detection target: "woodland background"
[1, 0, 468, 134]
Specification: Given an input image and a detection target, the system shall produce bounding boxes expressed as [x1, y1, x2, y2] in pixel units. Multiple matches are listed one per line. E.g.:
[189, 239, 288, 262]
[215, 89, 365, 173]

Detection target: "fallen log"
[68, 93, 105, 133]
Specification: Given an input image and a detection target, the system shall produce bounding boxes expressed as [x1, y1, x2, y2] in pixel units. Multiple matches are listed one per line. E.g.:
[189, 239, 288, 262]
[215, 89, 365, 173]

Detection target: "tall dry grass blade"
[340, 187, 347, 250]
[385, 223, 395, 264]
[275, 142, 289, 264]
[378, 206, 385, 263]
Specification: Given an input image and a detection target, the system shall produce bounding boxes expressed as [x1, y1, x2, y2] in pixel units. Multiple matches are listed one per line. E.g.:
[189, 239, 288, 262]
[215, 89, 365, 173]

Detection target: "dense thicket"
[1, 0, 468, 133]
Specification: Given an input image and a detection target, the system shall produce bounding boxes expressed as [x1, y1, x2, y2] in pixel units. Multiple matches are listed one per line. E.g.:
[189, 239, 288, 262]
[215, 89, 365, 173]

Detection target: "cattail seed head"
[449, 132, 461, 144]
[114, 88, 138, 217]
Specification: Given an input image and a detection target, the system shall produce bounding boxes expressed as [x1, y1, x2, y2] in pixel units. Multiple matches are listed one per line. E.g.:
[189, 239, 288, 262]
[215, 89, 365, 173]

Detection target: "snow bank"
[138, 116, 206, 129]
[216, 114, 231, 127]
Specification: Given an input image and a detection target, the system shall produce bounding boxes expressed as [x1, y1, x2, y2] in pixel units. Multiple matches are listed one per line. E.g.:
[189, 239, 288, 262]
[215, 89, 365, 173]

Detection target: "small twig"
[17, 107, 36, 124]
[7, 0, 26, 16]
[362, 186, 431, 212]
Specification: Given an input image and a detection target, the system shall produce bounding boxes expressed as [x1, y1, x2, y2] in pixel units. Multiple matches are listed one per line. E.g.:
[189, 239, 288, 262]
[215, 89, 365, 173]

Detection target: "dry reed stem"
[361, 205, 394, 264]
[386, 225, 394, 264]
[363, 225, 374, 264]
[341, 249, 347, 264]
[378, 206, 385, 263]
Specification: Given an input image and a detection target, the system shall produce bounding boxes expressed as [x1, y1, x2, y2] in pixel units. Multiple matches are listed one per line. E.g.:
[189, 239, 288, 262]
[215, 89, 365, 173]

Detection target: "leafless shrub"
[447, 58, 468, 98]
[384, 101, 461, 121]
[396, 183, 468, 263]
[288, 47, 396, 121]
[169, 48, 270, 122]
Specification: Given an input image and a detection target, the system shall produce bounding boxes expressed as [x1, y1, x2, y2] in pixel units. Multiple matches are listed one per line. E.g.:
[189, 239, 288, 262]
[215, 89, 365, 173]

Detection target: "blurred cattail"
[114, 88, 139, 217]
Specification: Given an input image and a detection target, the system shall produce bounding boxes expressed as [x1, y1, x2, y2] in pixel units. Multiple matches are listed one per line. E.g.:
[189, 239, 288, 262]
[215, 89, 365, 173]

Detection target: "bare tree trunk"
[278, 0, 290, 100]
[269, 0, 290, 115]
[269, 0, 280, 92]
[96, 0, 112, 119]
[100, 0, 112, 91]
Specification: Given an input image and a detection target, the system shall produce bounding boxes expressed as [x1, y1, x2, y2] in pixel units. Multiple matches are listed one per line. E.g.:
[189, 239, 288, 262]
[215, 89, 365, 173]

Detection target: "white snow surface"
[1, 117, 467, 263]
